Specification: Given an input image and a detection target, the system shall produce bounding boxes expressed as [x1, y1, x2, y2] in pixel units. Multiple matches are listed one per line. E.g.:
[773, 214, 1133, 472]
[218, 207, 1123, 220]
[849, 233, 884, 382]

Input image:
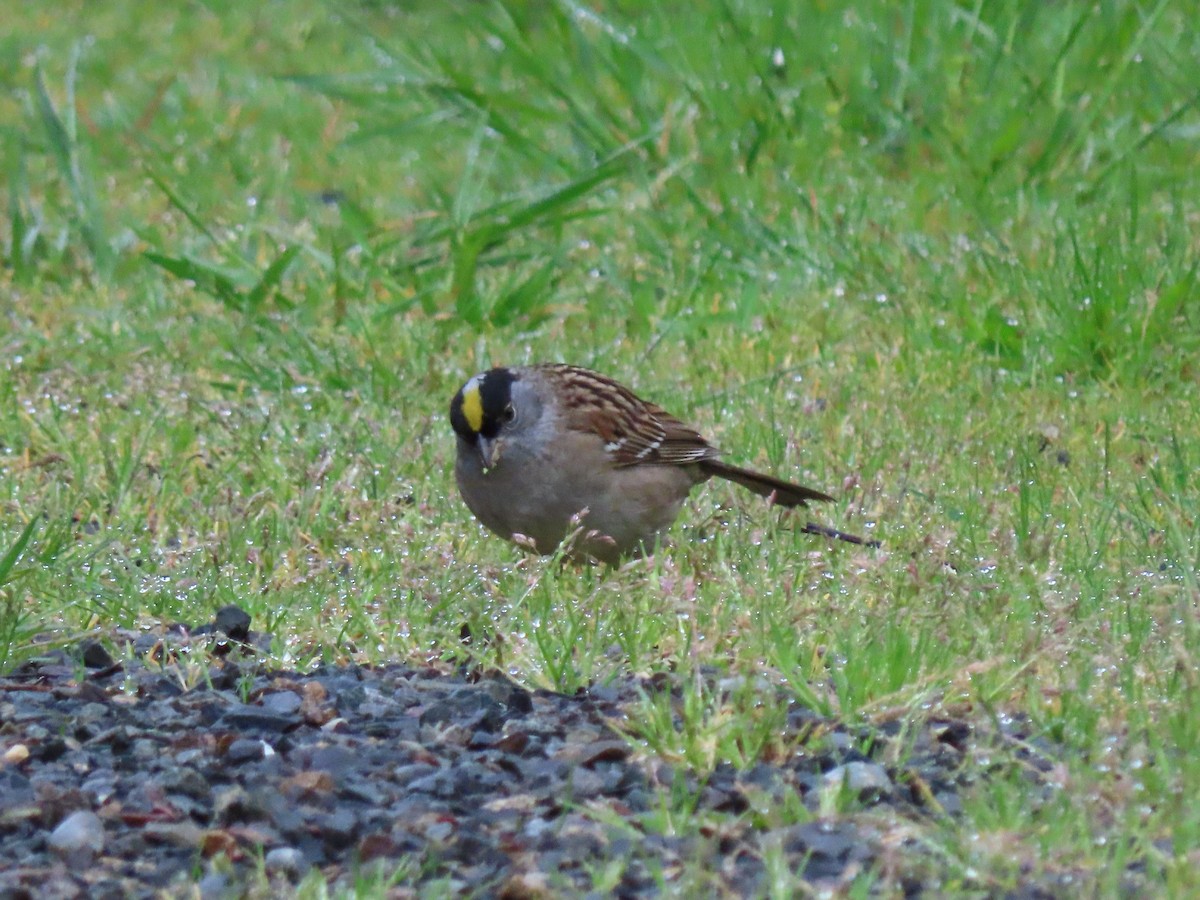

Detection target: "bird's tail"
[700, 459, 878, 548]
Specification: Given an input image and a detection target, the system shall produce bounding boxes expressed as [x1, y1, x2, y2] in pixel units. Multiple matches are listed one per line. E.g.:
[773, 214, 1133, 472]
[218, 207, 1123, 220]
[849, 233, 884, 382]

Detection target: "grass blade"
[0, 517, 38, 587]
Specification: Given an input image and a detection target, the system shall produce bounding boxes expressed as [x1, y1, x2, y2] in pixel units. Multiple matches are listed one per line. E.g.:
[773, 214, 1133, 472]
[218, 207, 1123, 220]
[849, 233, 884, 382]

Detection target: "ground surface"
[1, 610, 1082, 898]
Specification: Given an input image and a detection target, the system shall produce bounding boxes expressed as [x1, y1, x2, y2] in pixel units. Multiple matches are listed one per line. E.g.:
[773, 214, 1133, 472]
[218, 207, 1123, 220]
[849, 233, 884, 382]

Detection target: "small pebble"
[48, 809, 105, 866]
[264, 846, 307, 877]
[214, 605, 252, 642]
[822, 762, 893, 795]
[197, 871, 232, 900]
[80, 640, 116, 669]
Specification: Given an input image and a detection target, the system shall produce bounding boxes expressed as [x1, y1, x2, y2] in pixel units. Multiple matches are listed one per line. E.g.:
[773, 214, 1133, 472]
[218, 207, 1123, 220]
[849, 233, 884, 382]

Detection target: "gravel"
[0, 607, 1071, 896]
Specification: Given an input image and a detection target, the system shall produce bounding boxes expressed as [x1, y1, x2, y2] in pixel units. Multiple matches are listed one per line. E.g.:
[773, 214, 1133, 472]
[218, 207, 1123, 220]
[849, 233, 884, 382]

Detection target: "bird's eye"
[501, 403, 516, 424]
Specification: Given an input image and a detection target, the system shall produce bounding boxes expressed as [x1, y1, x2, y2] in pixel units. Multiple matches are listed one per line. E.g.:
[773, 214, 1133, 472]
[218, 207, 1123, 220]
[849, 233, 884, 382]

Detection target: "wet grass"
[2, 0, 1199, 893]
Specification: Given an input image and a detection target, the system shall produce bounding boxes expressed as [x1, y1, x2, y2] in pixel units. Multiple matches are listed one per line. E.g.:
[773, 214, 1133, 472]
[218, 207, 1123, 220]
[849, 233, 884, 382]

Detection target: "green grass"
[2, 0, 1199, 894]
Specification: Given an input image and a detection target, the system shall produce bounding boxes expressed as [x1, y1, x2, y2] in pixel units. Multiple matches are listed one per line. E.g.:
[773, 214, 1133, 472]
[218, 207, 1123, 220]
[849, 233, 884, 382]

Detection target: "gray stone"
[822, 761, 893, 796]
[48, 809, 105, 866]
[264, 846, 308, 877]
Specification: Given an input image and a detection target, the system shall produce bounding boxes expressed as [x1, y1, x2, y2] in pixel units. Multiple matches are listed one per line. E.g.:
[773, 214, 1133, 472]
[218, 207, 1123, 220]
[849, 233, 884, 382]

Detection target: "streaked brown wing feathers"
[541, 364, 719, 467]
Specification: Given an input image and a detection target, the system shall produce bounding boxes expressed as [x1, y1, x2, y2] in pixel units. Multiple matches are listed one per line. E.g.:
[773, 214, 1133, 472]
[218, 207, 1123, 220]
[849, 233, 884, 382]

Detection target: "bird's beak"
[477, 435, 501, 472]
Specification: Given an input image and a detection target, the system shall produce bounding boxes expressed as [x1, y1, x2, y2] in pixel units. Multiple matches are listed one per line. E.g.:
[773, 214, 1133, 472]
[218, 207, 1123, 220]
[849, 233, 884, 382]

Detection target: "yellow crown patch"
[460, 378, 484, 433]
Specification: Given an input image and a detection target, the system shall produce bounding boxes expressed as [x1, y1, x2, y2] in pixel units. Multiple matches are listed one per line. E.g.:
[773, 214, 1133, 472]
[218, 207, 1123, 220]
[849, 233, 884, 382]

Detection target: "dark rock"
[78, 641, 115, 669]
[304, 744, 359, 776]
[216, 706, 300, 734]
[259, 690, 303, 716]
[213, 605, 252, 642]
[33, 737, 71, 763]
[0, 769, 35, 809]
[224, 738, 270, 764]
[419, 689, 506, 732]
[318, 808, 359, 848]
[773, 820, 874, 881]
[160, 766, 212, 802]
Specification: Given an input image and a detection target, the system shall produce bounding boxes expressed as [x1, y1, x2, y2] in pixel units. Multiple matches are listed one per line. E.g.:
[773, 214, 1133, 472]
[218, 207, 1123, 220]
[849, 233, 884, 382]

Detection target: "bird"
[448, 363, 875, 564]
